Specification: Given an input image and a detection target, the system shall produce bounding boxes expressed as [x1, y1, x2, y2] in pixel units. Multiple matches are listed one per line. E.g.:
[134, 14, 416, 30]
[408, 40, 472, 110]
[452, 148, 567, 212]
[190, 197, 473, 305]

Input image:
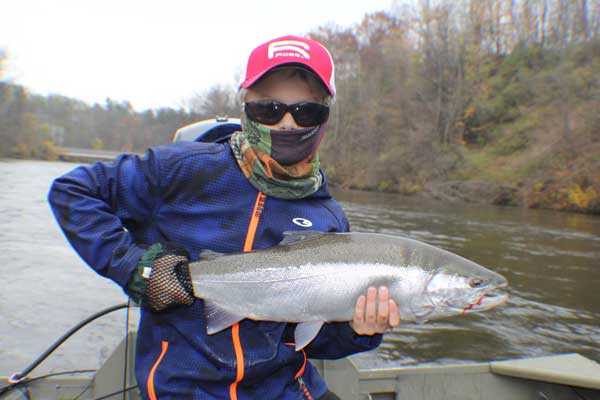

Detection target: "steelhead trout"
[189, 231, 508, 350]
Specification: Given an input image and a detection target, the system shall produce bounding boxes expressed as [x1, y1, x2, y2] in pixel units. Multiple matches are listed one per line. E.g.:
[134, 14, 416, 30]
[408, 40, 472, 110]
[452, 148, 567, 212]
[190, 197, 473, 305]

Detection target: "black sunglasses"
[243, 100, 330, 127]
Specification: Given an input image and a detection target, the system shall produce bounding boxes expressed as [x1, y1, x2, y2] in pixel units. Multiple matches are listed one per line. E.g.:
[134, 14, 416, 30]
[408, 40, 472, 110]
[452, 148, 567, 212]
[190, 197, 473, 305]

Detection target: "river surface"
[1, 159, 599, 376]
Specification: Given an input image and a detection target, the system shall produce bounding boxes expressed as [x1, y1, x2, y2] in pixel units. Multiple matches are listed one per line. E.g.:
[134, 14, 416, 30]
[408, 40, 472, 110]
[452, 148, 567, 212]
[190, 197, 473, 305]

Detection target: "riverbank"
[319, 37, 600, 216]
[330, 175, 600, 216]
[9, 147, 600, 216]
[325, 129, 600, 216]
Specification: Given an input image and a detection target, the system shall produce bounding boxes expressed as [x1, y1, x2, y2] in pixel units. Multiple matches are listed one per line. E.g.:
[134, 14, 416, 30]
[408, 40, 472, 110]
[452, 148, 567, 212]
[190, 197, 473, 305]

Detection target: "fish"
[189, 231, 508, 350]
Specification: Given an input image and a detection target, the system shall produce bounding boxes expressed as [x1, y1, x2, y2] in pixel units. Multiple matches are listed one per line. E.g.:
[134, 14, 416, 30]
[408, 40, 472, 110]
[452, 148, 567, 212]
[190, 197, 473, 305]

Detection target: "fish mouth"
[462, 283, 509, 314]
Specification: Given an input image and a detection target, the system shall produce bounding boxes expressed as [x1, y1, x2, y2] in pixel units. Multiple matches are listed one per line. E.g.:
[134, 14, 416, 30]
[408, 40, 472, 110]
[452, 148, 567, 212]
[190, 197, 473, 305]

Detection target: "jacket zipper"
[147, 340, 169, 400]
[229, 191, 267, 400]
[285, 342, 314, 400]
[298, 376, 315, 400]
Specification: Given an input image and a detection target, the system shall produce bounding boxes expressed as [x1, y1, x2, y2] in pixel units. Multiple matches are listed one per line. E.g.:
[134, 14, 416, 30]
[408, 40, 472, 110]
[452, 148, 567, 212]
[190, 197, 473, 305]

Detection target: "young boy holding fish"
[49, 35, 400, 400]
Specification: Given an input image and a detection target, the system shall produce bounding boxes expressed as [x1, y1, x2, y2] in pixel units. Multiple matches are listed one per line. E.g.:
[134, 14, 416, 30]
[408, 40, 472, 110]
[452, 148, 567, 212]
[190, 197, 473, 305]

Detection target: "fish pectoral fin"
[410, 296, 436, 324]
[204, 301, 244, 335]
[280, 230, 326, 246]
[294, 321, 325, 351]
[414, 308, 434, 324]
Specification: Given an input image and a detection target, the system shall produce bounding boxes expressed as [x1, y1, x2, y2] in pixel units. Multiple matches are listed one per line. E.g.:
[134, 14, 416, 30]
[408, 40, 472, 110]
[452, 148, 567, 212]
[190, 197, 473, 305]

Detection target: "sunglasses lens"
[245, 101, 286, 125]
[244, 101, 330, 127]
[291, 103, 330, 127]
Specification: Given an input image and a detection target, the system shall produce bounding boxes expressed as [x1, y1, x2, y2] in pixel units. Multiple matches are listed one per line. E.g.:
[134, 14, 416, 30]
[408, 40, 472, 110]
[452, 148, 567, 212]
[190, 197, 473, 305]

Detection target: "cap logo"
[267, 40, 310, 60]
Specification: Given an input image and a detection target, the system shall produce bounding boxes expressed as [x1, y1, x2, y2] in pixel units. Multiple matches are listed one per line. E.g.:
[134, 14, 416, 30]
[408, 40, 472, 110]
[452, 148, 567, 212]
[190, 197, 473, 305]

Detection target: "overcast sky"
[1, 0, 394, 111]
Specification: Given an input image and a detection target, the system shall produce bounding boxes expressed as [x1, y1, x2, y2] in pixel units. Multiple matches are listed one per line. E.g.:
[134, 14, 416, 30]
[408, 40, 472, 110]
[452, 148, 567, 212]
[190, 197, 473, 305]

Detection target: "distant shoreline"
[6, 155, 597, 216]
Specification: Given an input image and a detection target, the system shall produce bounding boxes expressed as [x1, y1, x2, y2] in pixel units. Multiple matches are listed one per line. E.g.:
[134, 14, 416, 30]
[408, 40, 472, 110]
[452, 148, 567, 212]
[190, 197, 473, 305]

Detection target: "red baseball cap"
[239, 35, 336, 98]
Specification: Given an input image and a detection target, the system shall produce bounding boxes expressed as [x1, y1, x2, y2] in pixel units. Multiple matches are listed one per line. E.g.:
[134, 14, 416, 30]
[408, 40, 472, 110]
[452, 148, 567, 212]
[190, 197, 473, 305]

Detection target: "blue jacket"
[48, 141, 382, 400]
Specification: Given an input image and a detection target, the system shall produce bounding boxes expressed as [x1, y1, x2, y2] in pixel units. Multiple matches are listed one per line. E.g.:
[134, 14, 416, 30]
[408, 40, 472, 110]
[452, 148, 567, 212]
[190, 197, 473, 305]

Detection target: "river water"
[1, 159, 599, 376]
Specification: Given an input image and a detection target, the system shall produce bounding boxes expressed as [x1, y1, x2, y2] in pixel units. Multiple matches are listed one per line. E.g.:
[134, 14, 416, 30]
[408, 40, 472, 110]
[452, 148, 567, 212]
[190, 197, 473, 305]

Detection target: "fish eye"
[468, 278, 485, 288]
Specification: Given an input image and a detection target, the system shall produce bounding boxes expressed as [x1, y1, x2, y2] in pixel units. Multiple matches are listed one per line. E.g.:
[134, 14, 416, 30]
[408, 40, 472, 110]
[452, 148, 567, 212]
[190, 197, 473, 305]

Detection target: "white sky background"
[1, 0, 395, 111]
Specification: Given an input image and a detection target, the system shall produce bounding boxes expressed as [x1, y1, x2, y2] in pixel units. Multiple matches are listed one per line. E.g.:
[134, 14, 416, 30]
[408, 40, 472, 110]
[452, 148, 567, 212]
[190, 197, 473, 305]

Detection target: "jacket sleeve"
[302, 205, 383, 359]
[47, 150, 162, 288]
[301, 322, 383, 359]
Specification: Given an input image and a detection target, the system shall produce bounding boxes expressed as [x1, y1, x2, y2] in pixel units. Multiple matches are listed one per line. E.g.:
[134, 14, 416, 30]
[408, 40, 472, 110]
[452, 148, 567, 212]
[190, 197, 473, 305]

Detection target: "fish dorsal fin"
[294, 321, 325, 350]
[280, 230, 325, 247]
[204, 301, 244, 335]
[200, 249, 225, 261]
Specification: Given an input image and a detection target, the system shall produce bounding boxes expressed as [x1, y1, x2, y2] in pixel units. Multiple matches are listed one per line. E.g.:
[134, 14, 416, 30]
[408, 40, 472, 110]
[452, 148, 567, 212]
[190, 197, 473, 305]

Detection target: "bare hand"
[349, 286, 401, 335]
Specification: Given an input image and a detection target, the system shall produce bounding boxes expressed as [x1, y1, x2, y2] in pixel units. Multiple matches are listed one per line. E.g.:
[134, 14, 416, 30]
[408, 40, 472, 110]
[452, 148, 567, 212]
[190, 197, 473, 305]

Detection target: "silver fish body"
[190, 231, 508, 349]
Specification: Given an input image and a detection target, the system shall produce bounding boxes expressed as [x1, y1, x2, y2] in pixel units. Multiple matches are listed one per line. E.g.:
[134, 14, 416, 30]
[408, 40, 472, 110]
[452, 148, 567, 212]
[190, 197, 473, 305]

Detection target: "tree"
[187, 84, 240, 118]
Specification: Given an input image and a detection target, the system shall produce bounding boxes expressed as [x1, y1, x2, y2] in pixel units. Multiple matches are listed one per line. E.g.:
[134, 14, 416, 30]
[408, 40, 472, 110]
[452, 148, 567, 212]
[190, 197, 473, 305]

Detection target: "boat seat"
[490, 353, 600, 390]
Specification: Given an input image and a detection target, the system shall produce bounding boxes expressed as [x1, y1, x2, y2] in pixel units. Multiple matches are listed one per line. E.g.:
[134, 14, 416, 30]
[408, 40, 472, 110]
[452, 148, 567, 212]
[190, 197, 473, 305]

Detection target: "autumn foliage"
[1, 0, 599, 214]
[310, 0, 600, 214]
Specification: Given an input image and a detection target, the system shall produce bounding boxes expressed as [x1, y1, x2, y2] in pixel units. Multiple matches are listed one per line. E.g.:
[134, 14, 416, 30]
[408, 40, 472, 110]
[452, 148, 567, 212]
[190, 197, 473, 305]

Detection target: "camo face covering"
[229, 115, 325, 199]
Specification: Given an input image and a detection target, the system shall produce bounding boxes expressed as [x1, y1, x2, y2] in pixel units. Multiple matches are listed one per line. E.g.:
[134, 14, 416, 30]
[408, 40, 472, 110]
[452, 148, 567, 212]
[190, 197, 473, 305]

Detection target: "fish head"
[395, 261, 508, 323]
[425, 266, 508, 318]
[388, 235, 508, 322]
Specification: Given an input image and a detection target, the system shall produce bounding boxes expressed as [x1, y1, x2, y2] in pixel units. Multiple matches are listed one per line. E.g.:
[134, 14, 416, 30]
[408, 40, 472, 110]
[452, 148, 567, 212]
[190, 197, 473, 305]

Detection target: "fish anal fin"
[294, 321, 325, 351]
[280, 231, 326, 247]
[204, 301, 244, 335]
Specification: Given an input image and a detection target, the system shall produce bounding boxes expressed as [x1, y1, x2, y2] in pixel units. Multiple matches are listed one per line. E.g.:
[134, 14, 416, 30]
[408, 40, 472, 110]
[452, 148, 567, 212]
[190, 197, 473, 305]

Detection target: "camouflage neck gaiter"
[229, 116, 325, 199]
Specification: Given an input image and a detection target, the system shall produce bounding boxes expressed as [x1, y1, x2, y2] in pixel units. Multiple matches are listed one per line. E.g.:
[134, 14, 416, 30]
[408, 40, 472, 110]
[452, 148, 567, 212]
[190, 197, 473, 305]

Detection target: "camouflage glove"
[126, 243, 195, 312]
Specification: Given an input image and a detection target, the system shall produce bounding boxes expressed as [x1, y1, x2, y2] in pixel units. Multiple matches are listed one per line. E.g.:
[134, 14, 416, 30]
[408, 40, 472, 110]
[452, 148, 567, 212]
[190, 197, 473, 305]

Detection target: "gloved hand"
[126, 243, 195, 312]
